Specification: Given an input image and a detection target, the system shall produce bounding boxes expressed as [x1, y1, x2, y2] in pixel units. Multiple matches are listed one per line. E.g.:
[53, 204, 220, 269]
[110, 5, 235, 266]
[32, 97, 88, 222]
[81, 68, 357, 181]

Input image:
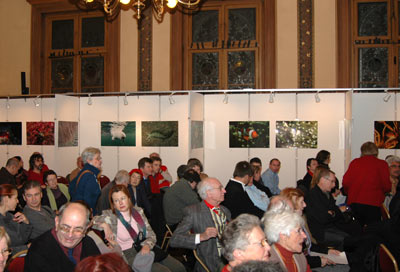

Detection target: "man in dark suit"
[170, 177, 231, 272]
[222, 161, 264, 219]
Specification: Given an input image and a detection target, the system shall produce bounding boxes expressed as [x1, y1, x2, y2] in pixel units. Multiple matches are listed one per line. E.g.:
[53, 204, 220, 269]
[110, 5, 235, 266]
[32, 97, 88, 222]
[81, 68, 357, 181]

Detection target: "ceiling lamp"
[76, 0, 200, 21]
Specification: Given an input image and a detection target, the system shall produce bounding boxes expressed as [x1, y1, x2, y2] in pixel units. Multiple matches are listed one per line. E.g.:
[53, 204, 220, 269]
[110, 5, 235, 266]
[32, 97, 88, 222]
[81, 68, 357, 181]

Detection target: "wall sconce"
[123, 93, 129, 106]
[34, 96, 40, 107]
[269, 92, 275, 103]
[6, 97, 10, 109]
[169, 92, 176, 104]
[314, 92, 321, 103]
[383, 89, 391, 102]
[223, 92, 229, 104]
[88, 94, 93, 106]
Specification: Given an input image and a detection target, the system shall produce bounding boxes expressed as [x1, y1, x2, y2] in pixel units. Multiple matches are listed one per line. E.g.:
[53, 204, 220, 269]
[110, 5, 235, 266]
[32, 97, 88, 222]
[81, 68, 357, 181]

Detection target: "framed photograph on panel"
[276, 121, 318, 148]
[374, 121, 400, 149]
[58, 121, 78, 147]
[0, 122, 22, 145]
[101, 121, 136, 146]
[229, 121, 270, 148]
[26, 122, 55, 145]
[141, 121, 178, 147]
[191, 121, 204, 149]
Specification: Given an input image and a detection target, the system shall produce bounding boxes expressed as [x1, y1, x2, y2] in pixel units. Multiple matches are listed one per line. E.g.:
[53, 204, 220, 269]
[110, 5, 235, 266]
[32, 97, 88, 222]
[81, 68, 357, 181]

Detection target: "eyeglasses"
[0, 249, 11, 257]
[58, 224, 86, 236]
[250, 238, 269, 248]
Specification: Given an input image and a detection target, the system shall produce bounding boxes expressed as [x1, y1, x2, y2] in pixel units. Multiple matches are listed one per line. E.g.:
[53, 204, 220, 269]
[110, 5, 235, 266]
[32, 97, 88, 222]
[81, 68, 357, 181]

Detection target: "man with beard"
[27, 152, 49, 186]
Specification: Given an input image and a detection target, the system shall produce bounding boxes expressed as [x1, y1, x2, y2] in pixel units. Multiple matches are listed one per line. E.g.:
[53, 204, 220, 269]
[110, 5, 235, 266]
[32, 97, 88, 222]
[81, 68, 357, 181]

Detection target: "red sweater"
[343, 155, 391, 207]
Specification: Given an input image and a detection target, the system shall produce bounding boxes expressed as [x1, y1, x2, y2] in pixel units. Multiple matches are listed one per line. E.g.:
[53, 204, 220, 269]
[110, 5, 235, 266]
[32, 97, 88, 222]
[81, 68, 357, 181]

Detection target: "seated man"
[163, 169, 201, 229]
[0, 158, 19, 187]
[187, 158, 203, 175]
[220, 214, 271, 272]
[297, 158, 318, 195]
[250, 157, 272, 197]
[27, 152, 49, 186]
[96, 170, 130, 214]
[150, 156, 173, 192]
[138, 157, 154, 198]
[245, 172, 270, 211]
[222, 161, 264, 219]
[170, 177, 231, 272]
[22, 180, 55, 239]
[25, 202, 100, 272]
[261, 158, 281, 195]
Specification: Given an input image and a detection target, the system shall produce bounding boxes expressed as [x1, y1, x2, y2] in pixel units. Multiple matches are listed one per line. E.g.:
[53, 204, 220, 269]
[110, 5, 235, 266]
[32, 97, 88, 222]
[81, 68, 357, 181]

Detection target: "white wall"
[189, 92, 204, 165]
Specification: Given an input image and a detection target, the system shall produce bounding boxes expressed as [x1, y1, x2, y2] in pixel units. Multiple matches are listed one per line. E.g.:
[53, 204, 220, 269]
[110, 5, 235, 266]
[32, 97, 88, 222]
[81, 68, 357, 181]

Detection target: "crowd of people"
[0, 141, 398, 272]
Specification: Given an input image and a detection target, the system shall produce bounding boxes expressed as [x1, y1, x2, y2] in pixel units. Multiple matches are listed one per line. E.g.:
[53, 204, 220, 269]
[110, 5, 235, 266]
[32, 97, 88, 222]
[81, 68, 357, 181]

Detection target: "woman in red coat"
[343, 141, 391, 226]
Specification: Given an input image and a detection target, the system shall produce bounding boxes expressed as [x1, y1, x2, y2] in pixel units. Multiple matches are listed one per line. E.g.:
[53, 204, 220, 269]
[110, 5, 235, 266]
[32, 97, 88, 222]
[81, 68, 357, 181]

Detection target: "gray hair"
[58, 202, 91, 227]
[81, 147, 100, 164]
[6, 158, 19, 168]
[197, 178, 215, 200]
[114, 170, 130, 185]
[263, 209, 304, 244]
[386, 155, 400, 165]
[221, 214, 261, 262]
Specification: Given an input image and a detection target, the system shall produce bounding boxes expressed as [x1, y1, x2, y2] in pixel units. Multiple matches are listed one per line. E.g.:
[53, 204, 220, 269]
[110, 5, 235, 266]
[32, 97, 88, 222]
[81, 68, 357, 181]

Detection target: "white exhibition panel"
[352, 93, 399, 162]
[204, 94, 250, 185]
[79, 96, 119, 179]
[189, 92, 204, 165]
[54, 95, 80, 177]
[297, 93, 346, 184]
[249, 93, 297, 189]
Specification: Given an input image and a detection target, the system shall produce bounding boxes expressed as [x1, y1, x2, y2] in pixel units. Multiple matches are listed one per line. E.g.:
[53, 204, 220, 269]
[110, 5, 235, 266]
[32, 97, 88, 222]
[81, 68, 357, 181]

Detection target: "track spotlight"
[123, 93, 129, 106]
[169, 92, 176, 104]
[88, 94, 93, 106]
[223, 92, 229, 104]
[6, 97, 10, 109]
[383, 89, 391, 102]
[315, 92, 321, 103]
[269, 92, 275, 103]
[34, 96, 40, 107]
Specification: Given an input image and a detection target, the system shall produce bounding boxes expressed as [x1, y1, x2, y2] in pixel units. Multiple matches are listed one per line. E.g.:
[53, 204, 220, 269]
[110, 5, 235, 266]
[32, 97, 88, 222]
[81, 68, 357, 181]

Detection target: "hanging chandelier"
[75, 0, 201, 21]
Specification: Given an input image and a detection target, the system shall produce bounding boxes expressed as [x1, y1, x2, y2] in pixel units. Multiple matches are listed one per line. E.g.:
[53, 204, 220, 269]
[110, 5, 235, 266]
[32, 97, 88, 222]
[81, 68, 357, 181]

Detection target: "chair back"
[161, 224, 173, 250]
[381, 204, 391, 220]
[6, 249, 28, 272]
[193, 249, 210, 272]
[98, 175, 110, 189]
[379, 244, 399, 272]
[57, 176, 69, 185]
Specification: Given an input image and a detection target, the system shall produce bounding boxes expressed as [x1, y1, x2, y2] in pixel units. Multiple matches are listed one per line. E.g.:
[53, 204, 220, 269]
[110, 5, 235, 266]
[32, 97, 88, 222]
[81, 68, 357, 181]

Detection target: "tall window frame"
[170, 0, 275, 90]
[28, 0, 120, 94]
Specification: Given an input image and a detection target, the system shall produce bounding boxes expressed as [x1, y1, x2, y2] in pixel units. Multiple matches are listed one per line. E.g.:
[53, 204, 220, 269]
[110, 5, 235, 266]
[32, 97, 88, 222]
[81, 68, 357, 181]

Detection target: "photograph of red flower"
[26, 122, 55, 145]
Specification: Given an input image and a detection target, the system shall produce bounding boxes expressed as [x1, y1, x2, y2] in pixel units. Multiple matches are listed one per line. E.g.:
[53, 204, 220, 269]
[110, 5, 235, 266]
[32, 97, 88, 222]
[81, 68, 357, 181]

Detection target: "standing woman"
[92, 185, 185, 272]
[0, 227, 11, 272]
[69, 147, 102, 215]
[42, 170, 70, 212]
[0, 184, 32, 254]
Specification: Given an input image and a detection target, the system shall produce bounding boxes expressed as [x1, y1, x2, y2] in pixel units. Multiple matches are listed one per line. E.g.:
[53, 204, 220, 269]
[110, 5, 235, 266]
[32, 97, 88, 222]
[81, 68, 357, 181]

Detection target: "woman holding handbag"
[92, 184, 185, 272]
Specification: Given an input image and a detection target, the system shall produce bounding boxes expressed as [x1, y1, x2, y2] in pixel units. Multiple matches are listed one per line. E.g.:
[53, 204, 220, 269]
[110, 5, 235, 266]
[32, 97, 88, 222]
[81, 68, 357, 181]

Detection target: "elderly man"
[386, 155, 400, 195]
[22, 180, 55, 239]
[96, 170, 130, 213]
[25, 202, 100, 272]
[261, 159, 281, 195]
[170, 177, 231, 272]
[69, 147, 102, 215]
[0, 158, 19, 187]
[163, 169, 201, 230]
[220, 214, 271, 272]
[222, 161, 264, 219]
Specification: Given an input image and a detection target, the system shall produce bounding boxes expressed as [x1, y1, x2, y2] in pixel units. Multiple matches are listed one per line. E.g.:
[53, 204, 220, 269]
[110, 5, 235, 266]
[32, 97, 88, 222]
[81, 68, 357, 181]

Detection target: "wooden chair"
[381, 204, 391, 220]
[379, 244, 398, 272]
[193, 249, 210, 272]
[98, 175, 110, 189]
[57, 176, 69, 186]
[6, 249, 28, 272]
[161, 224, 173, 251]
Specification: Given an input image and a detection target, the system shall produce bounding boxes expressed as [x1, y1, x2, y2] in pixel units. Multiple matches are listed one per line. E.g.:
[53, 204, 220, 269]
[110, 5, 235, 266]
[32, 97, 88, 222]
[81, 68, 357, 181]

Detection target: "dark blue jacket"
[69, 163, 101, 215]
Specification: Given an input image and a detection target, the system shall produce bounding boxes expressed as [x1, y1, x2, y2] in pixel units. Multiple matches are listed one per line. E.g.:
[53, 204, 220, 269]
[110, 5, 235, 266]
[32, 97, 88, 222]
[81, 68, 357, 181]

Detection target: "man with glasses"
[220, 214, 271, 272]
[25, 202, 100, 272]
[170, 177, 231, 272]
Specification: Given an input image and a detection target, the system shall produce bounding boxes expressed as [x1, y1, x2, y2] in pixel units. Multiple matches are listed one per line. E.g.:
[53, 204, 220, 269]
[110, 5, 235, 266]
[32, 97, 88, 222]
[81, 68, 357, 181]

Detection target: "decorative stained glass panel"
[192, 10, 219, 43]
[81, 56, 104, 93]
[52, 19, 74, 50]
[358, 2, 387, 36]
[192, 52, 219, 90]
[358, 47, 388, 88]
[228, 51, 255, 89]
[82, 17, 105, 47]
[51, 58, 73, 93]
[228, 8, 256, 41]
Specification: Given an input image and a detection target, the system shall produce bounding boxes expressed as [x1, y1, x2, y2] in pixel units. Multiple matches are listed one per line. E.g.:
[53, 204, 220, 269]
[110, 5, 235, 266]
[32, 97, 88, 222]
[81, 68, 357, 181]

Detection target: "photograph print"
[0, 122, 22, 145]
[374, 121, 400, 149]
[58, 121, 78, 147]
[276, 121, 318, 148]
[142, 121, 178, 147]
[229, 121, 270, 148]
[26, 122, 55, 145]
[101, 121, 136, 146]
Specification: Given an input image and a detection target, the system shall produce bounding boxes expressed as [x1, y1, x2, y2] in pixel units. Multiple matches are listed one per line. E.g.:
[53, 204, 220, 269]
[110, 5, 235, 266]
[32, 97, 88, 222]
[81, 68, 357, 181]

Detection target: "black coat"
[24, 230, 100, 272]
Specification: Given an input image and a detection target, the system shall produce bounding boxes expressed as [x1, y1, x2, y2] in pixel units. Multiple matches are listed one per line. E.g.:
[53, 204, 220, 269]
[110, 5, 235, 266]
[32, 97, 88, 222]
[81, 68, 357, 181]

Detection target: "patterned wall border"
[138, 8, 152, 91]
[298, 0, 314, 88]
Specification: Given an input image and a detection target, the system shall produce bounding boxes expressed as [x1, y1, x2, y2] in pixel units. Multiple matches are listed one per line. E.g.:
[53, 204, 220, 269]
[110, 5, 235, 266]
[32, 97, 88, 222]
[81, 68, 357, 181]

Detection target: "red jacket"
[343, 155, 391, 207]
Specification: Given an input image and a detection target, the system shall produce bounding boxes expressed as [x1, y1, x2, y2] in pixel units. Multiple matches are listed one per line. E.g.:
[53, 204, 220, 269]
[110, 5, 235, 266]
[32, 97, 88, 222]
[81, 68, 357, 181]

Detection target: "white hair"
[263, 209, 304, 244]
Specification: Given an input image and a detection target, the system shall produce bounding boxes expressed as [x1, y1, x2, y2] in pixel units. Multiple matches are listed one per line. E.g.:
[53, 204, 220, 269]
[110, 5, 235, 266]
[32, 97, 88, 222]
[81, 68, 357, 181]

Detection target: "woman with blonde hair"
[0, 227, 11, 272]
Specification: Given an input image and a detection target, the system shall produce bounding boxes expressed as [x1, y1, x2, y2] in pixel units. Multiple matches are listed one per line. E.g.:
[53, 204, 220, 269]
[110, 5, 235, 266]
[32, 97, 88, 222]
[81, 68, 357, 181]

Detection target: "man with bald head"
[25, 202, 100, 272]
[0, 157, 19, 187]
[171, 177, 231, 272]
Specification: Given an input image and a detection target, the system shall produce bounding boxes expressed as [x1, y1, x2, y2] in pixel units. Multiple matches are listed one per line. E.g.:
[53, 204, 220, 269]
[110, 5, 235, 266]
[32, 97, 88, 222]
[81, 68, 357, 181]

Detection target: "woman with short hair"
[42, 170, 70, 212]
[0, 226, 11, 272]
